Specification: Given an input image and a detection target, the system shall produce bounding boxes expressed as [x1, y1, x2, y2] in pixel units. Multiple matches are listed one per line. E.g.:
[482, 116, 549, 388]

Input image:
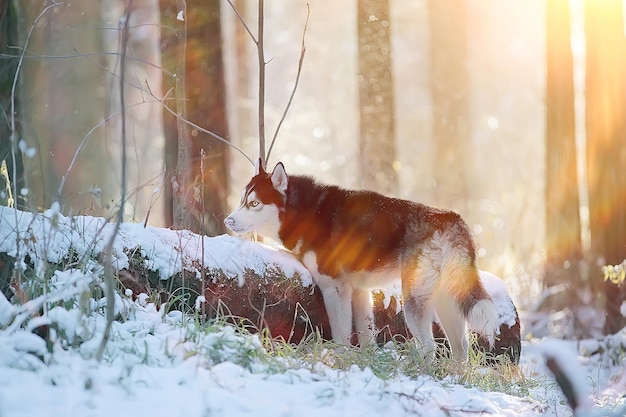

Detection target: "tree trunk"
[428, 0, 470, 211]
[161, 0, 230, 235]
[544, 0, 582, 288]
[357, 0, 396, 194]
[584, 0, 626, 334]
[0, 0, 25, 209]
[160, 0, 178, 228]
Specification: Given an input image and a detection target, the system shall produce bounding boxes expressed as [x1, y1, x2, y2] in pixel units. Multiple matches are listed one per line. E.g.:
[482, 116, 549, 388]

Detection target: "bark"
[161, 0, 230, 235]
[584, 0, 626, 334]
[544, 0, 582, 288]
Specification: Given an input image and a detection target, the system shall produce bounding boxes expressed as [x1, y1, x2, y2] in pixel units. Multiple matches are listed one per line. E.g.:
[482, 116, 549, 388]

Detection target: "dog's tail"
[439, 228, 499, 347]
[463, 290, 498, 347]
[445, 265, 499, 346]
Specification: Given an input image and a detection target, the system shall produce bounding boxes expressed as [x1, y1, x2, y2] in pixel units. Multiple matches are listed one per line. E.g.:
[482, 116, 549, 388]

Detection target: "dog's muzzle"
[224, 215, 248, 233]
[223, 216, 236, 230]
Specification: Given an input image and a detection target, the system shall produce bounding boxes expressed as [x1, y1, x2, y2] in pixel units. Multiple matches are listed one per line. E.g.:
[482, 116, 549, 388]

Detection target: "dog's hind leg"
[317, 276, 354, 345]
[352, 287, 375, 346]
[437, 247, 498, 361]
[438, 223, 498, 352]
[402, 259, 439, 363]
[433, 291, 468, 362]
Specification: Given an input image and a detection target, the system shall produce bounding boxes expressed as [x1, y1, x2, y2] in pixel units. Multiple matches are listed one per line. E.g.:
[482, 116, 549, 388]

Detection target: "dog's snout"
[224, 216, 235, 227]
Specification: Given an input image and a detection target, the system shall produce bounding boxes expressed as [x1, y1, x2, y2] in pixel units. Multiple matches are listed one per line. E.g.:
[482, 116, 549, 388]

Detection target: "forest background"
[1, 0, 625, 334]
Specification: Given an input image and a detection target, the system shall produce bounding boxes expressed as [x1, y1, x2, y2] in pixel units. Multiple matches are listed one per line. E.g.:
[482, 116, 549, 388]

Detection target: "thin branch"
[224, 0, 263, 165]
[257, 0, 266, 167]
[11, 2, 62, 135]
[156, 88, 253, 165]
[9, 0, 63, 288]
[225, 0, 257, 44]
[199, 148, 206, 318]
[59, 86, 252, 200]
[58, 101, 149, 197]
[266, 4, 310, 163]
[2, 50, 168, 74]
[96, 1, 132, 362]
[118, 13, 130, 230]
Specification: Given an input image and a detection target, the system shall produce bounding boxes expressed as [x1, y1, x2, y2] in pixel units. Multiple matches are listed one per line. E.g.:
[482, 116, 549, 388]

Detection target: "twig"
[225, 0, 266, 166]
[226, 1, 310, 168]
[287, 302, 314, 345]
[8, 0, 62, 290]
[199, 148, 206, 318]
[257, 0, 266, 167]
[58, 107, 121, 197]
[96, 1, 132, 362]
[266, 4, 310, 163]
[10, 0, 63, 165]
[156, 88, 251, 163]
[225, 0, 257, 44]
[1, 50, 170, 74]
[59, 88, 251, 200]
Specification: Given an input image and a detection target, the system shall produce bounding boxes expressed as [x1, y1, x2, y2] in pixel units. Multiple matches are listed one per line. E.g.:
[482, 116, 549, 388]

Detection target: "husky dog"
[224, 161, 498, 362]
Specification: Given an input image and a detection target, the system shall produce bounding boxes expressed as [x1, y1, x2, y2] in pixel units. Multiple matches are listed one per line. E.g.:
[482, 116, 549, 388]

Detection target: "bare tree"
[161, 0, 230, 235]
[0, 0, 25, 209]
[544, 0, 582, 288]
[97, 1, 133, 362]
[226, 0, 306, 169]
[428, 0, 470, 211]
[584, 0, 626, 334]
[357, 0, 396, 194]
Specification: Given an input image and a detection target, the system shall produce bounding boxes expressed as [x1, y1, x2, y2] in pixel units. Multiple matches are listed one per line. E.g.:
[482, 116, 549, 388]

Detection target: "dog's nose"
[224, 216, 235, 227]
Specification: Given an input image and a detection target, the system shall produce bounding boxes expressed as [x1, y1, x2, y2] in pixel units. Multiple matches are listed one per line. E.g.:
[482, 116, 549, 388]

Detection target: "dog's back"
[280, 175, 470, 277]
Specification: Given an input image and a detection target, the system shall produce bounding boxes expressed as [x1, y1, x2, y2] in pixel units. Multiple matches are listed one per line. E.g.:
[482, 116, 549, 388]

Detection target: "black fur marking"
[457, 279, 491, 317]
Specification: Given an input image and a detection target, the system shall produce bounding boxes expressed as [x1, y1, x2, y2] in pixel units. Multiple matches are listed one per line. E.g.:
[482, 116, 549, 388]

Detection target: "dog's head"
[223, 160, 288, 241]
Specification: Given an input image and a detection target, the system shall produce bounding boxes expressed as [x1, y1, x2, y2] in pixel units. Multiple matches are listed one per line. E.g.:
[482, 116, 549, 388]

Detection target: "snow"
[0, 292, 575, 417]
[0, 206, 312, 287]
[1, 207, 625, 417]
[540, 339, 592, 413]
[479, 270, 519, 329]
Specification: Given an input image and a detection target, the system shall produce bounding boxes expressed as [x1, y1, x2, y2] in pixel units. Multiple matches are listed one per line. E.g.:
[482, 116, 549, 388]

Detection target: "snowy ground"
[1, 206, 625, 417]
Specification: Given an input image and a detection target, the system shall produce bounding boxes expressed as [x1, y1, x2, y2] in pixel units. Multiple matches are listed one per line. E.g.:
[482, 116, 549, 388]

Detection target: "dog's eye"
[249, 200, 260, 208]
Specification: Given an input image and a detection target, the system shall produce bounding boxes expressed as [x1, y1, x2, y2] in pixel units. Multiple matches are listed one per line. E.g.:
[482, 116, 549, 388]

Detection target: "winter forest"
[1, 0, 625, 416]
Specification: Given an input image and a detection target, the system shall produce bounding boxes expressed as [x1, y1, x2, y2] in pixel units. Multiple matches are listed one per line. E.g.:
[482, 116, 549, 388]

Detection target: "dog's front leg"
[352, 288, 375, 346]
[317, 276, 353, 345]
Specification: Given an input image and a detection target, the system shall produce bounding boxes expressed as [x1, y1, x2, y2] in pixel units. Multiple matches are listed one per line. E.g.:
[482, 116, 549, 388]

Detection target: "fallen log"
[196, 263, 520, 364]
[120, 243, 521, 364]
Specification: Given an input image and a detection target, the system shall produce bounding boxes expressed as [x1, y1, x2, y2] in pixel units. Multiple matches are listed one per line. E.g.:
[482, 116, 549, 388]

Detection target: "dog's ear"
[270, 162, 288, 194]
[255, 158, 265, 175]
